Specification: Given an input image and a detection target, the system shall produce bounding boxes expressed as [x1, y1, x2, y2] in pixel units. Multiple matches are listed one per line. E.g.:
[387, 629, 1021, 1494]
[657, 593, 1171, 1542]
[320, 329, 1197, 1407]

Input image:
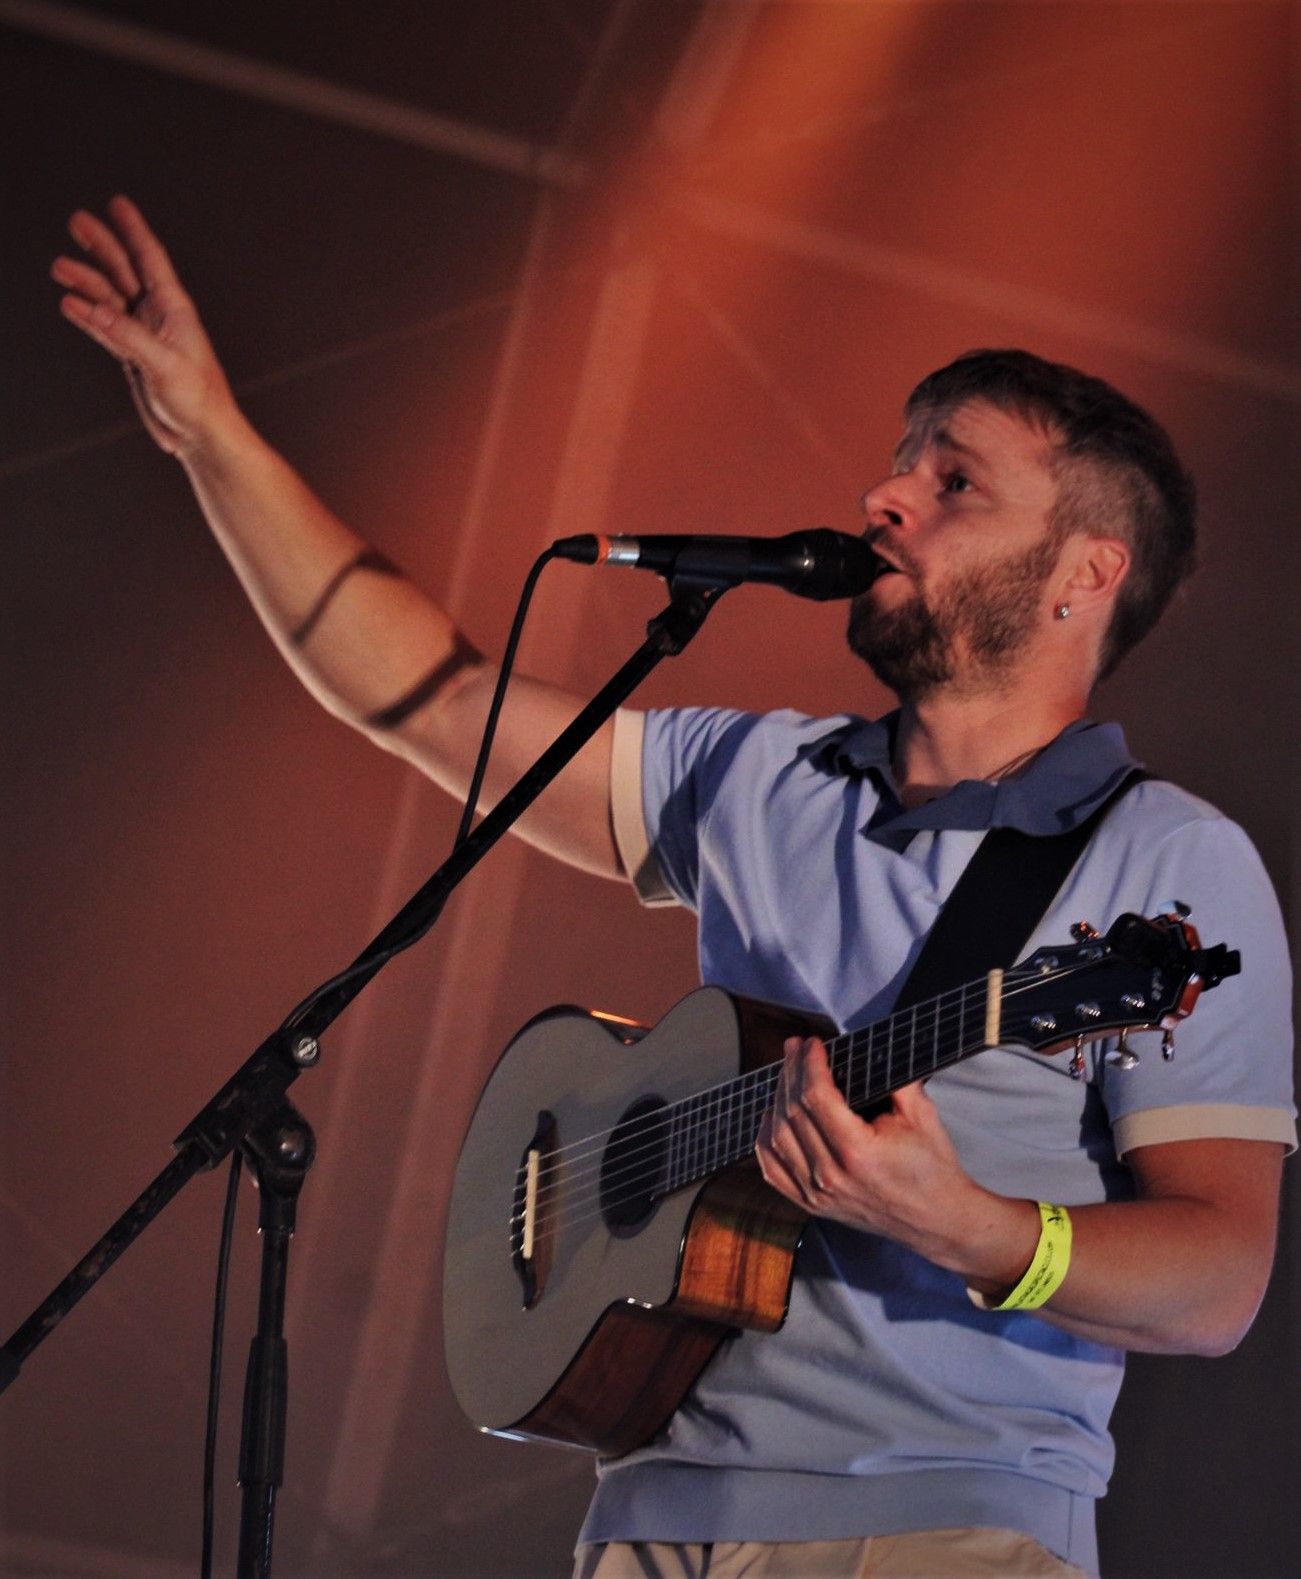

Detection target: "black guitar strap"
[889, 768, 1152, 1016]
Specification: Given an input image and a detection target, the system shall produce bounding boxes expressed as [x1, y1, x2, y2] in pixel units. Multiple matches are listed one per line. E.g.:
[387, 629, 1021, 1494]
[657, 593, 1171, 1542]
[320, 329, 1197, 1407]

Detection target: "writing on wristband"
[970, 1201, 1073, 1313]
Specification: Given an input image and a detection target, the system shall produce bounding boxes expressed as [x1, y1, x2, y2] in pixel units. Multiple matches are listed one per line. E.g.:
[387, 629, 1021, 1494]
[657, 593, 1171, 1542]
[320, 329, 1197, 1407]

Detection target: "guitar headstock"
[1000, 907, 1240, 1060]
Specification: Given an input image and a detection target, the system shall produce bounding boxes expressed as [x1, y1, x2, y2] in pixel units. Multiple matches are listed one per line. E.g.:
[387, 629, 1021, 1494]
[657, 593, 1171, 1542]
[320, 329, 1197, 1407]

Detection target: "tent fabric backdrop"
[1, 3, 1295, 1575]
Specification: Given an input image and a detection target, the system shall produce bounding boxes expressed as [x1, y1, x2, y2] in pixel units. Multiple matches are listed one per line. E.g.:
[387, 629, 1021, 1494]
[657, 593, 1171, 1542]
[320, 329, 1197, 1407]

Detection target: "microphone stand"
[0, 580, 725, 1577]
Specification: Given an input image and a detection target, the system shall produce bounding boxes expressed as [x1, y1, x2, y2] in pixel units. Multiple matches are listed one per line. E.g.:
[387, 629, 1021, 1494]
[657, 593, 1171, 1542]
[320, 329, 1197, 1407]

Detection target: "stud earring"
[1054, 603, 1071, 620]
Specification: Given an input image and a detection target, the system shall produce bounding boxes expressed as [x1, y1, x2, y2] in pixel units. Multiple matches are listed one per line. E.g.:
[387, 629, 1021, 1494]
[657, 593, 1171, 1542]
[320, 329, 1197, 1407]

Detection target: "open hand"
[51, 195, 238, 456]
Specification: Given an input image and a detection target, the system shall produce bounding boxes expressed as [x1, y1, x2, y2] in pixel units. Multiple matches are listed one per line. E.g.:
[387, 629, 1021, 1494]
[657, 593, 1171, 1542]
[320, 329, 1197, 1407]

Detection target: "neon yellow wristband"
[986, 1202, 1073, 1312]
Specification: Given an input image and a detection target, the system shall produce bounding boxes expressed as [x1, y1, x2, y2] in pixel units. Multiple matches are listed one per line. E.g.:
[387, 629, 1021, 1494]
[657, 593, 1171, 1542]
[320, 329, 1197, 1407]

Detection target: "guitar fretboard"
[660, 977, 994, 1196]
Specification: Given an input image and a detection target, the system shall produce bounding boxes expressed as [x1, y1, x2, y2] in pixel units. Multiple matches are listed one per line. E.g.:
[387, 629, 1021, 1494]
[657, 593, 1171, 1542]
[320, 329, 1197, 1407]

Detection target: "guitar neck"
[662, 975, 999, 1196]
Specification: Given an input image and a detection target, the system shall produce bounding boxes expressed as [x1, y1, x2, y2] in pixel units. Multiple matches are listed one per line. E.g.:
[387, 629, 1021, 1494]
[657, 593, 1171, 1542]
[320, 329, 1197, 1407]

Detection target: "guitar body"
[442, 989, 828, 1455]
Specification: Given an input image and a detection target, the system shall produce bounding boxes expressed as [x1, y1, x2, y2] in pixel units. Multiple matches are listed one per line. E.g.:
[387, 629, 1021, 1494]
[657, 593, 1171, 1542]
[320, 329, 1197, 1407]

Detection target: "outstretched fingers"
[51, 254, 131, 315]
[67, 206, 144, 304]
[105, 194, 183, 295]
[63, 197, 188, 322]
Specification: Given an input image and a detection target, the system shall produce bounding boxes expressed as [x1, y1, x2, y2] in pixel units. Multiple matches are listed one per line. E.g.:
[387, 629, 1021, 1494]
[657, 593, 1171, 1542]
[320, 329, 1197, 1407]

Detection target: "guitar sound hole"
[601, 1095, 669, 1237]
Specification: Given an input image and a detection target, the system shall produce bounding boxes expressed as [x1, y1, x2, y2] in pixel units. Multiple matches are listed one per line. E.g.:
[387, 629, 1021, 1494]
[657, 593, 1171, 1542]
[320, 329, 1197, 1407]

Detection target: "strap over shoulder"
[890, 768, 1152, 1014]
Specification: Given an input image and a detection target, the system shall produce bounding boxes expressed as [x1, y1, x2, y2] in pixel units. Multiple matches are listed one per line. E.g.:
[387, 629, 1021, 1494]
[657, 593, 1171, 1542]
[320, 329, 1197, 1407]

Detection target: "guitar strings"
[511, 973, 997, 1214]
[512, 996, 1078, 1245]
[509, 957, 1086, 1213]
[508, 959, 1092, 1234]
[506, 959, 1100, 1238]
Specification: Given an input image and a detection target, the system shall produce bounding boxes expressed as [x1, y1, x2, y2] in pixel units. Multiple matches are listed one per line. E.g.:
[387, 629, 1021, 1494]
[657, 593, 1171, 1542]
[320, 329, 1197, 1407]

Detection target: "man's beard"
[847, 535, 1061, 700]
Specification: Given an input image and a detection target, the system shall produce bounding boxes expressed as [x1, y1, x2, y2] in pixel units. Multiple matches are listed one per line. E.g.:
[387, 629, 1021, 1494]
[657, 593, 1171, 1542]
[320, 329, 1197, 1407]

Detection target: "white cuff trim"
[1112, 1103, 1297, 1158]
[610, 709, 679, 908]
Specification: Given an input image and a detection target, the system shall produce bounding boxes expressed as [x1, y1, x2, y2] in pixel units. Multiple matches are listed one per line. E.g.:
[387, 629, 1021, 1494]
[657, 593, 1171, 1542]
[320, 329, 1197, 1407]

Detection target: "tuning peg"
[1161, 1028, 1176, 1061]
[1069, 1038, 1086, 1080]
[1105, 1030, 1140, 1071]
[1070, 921, 1101, 941]
[1154, 900, 1192, 919]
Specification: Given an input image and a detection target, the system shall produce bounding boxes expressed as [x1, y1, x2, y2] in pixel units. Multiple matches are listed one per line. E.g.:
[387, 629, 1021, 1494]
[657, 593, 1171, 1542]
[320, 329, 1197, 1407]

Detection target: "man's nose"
[859, 476, 910, 530]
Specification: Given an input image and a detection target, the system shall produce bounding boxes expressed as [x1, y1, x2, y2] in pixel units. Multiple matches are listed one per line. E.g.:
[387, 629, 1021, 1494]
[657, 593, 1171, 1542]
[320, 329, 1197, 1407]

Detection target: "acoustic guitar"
[443, 909, 1237, 1455]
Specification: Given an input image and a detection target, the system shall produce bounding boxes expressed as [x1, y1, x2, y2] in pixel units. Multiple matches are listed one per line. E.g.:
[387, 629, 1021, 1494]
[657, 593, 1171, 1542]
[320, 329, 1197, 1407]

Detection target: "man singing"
[54, 197, 1293, 1578]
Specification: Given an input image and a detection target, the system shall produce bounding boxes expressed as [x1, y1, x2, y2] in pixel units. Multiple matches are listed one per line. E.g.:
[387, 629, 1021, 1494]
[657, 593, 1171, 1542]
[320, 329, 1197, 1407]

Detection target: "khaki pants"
[573, 1529, 1090, 1578]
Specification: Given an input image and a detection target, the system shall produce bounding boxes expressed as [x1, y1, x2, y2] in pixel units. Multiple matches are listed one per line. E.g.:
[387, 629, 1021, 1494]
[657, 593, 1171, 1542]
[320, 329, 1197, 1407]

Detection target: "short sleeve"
[610, 710, 673, 904]
[1097, 808, 1295, 1156]
[610, 706, 767, 912]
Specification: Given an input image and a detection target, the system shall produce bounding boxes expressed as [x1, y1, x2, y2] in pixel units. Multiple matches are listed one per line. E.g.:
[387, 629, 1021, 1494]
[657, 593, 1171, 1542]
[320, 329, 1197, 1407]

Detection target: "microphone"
[551, 528, 883, 601]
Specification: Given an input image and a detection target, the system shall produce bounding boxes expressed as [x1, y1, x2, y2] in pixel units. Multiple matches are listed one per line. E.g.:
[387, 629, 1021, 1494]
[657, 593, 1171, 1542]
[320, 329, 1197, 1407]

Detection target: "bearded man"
[54, 198, 1293, 1579]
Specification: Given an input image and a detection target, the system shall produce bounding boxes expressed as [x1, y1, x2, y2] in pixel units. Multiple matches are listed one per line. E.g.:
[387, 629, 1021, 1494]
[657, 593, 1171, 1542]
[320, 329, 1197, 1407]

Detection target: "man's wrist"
[931, 1190, 1042, 1297]
[176, 394, 259, 472]
[968, 1202, 1074, 1312]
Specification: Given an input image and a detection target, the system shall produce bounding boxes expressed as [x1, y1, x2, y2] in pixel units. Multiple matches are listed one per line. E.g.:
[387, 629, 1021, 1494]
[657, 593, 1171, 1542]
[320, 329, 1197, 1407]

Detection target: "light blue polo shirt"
[582, 707, 1294, 1572]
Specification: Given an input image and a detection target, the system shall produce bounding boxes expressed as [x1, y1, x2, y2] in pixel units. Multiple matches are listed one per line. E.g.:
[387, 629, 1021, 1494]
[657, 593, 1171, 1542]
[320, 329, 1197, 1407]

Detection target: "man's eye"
[941, 472, 972, 494]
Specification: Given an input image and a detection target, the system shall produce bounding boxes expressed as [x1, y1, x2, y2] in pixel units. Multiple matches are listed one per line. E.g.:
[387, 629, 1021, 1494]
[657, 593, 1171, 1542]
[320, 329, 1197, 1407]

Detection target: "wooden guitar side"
[511, 1168, 807, 1455]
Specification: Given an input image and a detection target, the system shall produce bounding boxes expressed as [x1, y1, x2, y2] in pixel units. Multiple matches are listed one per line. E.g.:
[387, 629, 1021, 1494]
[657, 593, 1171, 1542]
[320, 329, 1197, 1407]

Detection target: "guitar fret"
[710, 1085, 721, 1175]
[958, 986, 966, 1066]
[737, 1078, 748, 1165]
[667, 1103, 681, 1193]
[734, 1081, 745, 1170]
[908, 1003, 917, 1084]
[885, 1011, 893, 1095]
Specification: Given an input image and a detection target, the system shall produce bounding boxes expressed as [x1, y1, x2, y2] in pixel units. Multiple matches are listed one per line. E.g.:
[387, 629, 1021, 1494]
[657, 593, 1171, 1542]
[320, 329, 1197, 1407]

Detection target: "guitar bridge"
[511, 1110, 556, 1310]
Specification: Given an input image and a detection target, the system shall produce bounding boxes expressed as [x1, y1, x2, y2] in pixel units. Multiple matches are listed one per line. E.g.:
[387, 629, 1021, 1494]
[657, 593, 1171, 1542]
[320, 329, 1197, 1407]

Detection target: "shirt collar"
[801, 711, 1140, 844]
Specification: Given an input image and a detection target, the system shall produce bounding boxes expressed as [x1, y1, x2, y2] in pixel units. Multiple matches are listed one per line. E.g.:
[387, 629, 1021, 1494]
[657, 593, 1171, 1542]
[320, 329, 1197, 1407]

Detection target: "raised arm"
[52, 197, 621, 879]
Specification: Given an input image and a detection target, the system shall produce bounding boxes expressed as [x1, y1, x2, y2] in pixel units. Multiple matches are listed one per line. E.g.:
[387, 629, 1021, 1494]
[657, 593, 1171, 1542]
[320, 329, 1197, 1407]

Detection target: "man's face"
[847, 398, 1065, 699]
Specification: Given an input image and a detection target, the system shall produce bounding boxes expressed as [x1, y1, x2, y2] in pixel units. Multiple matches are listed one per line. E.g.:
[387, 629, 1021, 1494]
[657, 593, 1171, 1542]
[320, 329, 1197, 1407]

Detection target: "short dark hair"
[905, 348, 1197, 680]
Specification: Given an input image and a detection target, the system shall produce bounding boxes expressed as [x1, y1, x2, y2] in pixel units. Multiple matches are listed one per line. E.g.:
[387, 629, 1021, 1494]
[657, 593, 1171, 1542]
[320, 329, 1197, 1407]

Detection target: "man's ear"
[1056, 535, 1130, 615]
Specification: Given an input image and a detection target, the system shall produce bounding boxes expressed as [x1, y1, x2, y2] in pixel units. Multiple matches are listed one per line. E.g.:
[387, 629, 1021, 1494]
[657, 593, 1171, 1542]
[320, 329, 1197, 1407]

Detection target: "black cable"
[202, 1150, 243, 1579]
[278, 544, 559, 1033]
[453, 544, 557, 849]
